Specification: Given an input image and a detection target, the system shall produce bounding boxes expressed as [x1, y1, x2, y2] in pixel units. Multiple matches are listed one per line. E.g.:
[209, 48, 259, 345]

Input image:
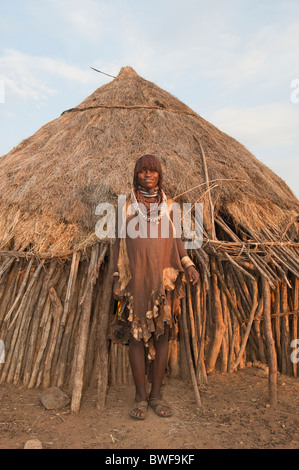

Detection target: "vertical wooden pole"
[187, 284, 198, 362]
[181, 295, 202, 407]
[97, 245, 114, 410]
[71, 244, 98, 414]
[55, 251, 81, 377]
[195, 281, 207, 385]
[206, 257, 225, 373]
[178, 313, 190, 380]
[262, 277, 277, 406]
[281, 279, 292, 375]
[197, 138, 216, 241]
[229, 281, 258, 372]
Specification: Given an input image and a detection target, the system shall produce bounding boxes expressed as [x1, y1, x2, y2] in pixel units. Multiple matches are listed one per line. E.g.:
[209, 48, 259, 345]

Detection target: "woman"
[113, 154, 199, 420]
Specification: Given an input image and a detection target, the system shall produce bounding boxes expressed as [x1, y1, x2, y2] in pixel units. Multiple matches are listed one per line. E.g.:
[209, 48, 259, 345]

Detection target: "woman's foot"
[129, 400, 148, 420]
[148, 397, 172, 417]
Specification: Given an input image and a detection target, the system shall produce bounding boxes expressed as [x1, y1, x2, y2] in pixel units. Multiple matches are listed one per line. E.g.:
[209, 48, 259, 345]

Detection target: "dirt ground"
[0, 366, 298, 450]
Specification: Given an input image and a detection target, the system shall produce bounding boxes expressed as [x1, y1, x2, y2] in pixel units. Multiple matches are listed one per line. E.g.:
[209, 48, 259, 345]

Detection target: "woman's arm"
[176, 238, 200, 285]
[112, 207, 124, 300]
[169, 198, 200, 286]
[176, 237, 188, 259]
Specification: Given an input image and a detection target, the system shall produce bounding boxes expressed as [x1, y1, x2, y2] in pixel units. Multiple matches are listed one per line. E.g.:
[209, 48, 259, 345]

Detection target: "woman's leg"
[149, 325, 172, 416]
[129, 334, 147, 418]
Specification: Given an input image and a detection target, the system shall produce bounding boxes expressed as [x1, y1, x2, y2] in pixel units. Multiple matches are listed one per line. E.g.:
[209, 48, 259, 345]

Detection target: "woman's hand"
[113, 277, 124, 301]
[185, 266, 200, 285]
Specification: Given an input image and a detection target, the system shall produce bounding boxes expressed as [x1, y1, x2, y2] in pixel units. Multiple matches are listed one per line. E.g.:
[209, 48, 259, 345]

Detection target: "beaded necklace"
[138, 187, 159, 198]
[130, 188, 168, 224]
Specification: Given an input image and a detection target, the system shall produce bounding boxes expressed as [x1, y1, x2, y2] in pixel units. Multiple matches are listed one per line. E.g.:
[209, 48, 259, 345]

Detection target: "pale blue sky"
[1, 0, 299, 196]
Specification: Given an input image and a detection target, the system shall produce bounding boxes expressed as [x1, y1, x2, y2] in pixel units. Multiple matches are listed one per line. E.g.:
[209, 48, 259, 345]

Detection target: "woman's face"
[137, 168, 159, 189]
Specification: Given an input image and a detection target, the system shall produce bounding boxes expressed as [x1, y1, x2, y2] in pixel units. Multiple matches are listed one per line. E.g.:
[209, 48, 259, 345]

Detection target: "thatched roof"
[0, 66, 298, 254]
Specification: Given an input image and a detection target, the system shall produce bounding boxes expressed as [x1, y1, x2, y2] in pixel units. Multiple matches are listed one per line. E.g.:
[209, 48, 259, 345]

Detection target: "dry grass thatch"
[0, 66, 298, 254]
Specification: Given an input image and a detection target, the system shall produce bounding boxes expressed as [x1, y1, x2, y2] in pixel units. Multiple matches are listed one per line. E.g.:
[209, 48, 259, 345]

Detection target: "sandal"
[148, 398, 172, 418]
[129, 400, 148, 420]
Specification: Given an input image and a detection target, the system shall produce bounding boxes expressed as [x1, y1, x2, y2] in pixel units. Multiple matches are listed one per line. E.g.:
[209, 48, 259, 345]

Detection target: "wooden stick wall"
[0, 244, 298, 412]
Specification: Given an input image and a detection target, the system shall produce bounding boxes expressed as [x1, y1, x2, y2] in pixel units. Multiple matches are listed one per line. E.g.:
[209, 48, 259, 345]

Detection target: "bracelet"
[112, 272, 120, 278]
[181, 256, 195, 270]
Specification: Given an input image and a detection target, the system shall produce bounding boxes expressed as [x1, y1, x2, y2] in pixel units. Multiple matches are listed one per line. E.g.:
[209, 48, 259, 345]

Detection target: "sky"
[0, 0, 299, 197]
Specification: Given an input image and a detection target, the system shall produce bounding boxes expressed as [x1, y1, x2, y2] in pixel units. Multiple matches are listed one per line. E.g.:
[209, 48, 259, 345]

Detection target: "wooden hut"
[0, 66, 298, 413]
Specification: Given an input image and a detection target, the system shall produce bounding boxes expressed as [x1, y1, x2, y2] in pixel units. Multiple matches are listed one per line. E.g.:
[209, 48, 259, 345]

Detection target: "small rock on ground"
[40, 387, 70, 410]
[24, 439, 43, 449]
